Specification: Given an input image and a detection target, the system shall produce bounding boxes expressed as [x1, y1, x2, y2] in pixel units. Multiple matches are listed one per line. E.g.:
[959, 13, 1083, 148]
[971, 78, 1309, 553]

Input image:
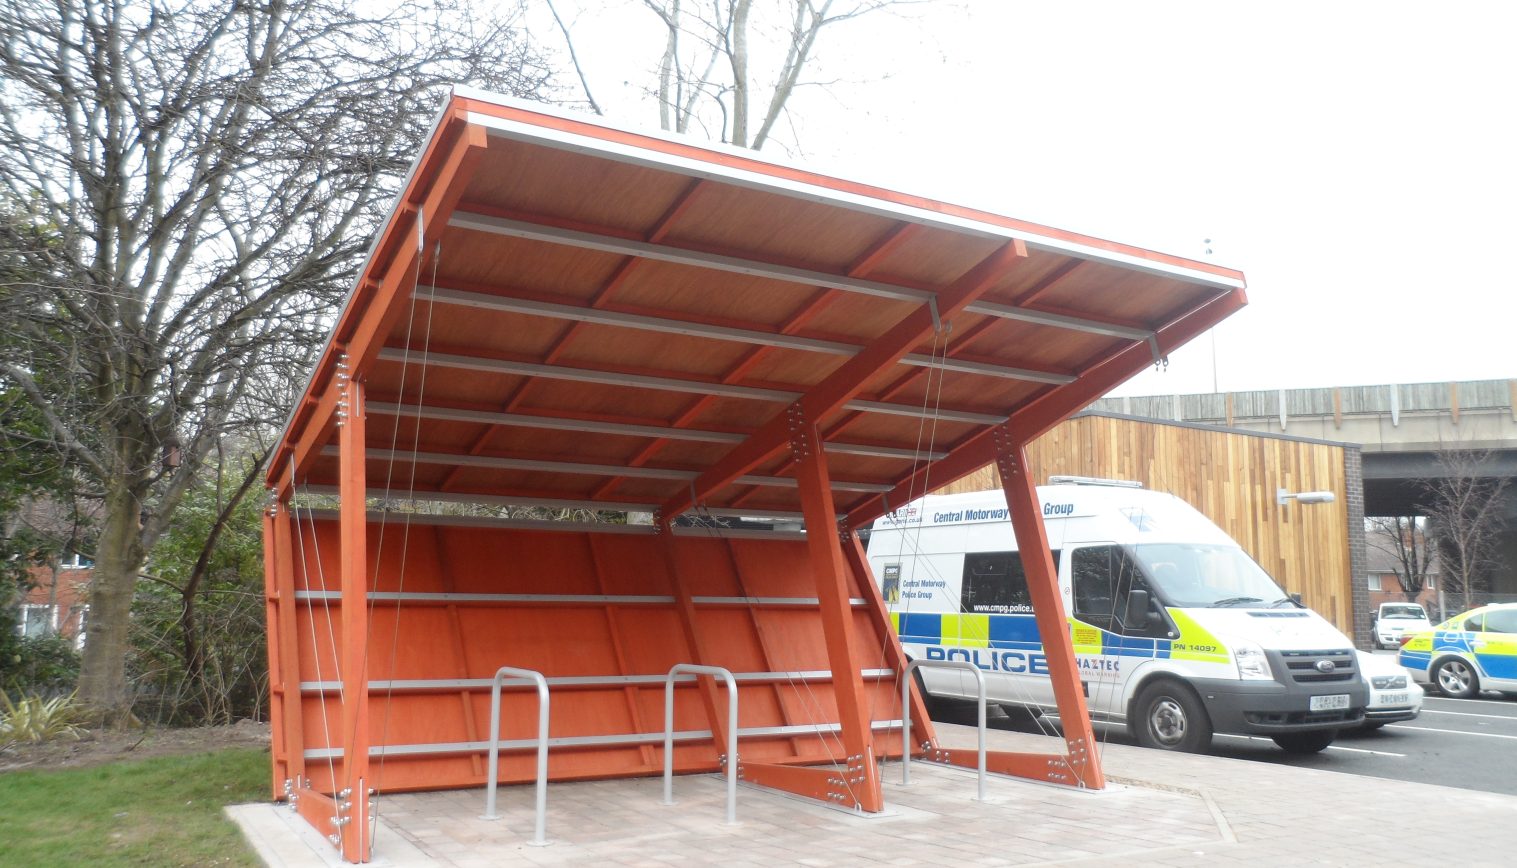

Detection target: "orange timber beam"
[271, 115, 489, 498]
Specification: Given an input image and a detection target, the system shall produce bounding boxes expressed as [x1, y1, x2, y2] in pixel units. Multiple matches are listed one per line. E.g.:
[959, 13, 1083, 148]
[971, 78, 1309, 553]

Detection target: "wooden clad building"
[937, 411, 1364, 639]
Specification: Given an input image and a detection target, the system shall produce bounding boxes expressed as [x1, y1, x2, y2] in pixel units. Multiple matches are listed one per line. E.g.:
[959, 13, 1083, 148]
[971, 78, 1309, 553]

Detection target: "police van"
[868, 477, 1366, 754]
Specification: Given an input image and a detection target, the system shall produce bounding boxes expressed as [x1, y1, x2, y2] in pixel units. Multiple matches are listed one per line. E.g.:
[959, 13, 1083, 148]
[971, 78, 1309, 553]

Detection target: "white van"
[867, 478, 1367, 754]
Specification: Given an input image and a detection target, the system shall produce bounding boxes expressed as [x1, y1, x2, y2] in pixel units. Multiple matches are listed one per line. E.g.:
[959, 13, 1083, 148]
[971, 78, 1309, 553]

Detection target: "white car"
[1374, 602, 1432, 649]
[1353, 650, 1422, 730]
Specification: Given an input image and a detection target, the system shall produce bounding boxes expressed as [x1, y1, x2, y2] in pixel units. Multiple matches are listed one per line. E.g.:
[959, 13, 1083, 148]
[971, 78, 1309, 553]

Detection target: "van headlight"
[1233, 643, 1273, 680]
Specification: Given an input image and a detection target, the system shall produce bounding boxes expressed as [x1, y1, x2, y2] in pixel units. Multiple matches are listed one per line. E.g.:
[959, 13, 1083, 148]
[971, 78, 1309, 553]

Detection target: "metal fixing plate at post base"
[737, 760, 875, 810]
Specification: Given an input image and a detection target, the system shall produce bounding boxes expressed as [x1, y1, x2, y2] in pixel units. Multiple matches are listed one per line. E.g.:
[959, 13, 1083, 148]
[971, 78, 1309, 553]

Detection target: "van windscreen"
[1380, 605, 1426, 619]
[1131, 544, 1288, 609]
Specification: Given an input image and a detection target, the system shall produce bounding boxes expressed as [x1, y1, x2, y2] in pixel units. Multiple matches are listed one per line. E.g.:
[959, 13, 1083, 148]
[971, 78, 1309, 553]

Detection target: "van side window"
[1072, 546, 1161, 636]
[960, 550, 1060, 615]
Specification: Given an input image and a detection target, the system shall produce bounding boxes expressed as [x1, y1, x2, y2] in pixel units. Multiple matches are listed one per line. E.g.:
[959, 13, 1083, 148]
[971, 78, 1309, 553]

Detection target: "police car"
[1398, 602, 1517, 699]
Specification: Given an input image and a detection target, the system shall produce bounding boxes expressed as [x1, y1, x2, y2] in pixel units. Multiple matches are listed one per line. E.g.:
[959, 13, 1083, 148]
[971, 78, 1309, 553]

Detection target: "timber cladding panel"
[937, 413, 1354, 637]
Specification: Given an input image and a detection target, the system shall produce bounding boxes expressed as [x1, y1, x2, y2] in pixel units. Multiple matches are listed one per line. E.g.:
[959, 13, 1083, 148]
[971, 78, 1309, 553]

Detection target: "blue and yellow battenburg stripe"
[889, 610, 1208, 661]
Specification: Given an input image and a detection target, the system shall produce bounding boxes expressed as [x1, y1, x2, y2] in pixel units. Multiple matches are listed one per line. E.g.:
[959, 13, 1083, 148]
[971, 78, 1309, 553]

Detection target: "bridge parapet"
[1092, 379, 1517, 453]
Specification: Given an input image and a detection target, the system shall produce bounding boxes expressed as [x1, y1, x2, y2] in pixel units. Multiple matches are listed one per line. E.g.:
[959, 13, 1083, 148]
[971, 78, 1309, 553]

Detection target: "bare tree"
[1422, 447, 1511, 613]
[0, 0, 554, 722]
[1367, 516, 1435, 602]
[549, 0, 922, 150]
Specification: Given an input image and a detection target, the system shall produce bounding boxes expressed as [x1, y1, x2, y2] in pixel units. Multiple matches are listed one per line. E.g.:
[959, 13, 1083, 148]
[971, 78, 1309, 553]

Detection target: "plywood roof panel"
[272, 88, 1247, 528]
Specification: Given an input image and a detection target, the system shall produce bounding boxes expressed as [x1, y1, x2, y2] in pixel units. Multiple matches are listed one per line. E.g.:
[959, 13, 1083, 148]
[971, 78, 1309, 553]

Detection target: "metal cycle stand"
[662, 663, 740, 825]
[480, 666, 551, 847]
[901, 658, 989, 801]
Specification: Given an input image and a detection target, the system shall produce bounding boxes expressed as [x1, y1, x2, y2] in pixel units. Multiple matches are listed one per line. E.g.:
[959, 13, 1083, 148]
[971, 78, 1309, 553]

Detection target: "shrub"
[0, 689, 86, 750]
[0, 632, 81, 695]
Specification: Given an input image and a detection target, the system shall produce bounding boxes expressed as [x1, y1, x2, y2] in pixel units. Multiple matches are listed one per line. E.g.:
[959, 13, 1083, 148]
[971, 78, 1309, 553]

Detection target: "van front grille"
[1279, 649, 1357, 683]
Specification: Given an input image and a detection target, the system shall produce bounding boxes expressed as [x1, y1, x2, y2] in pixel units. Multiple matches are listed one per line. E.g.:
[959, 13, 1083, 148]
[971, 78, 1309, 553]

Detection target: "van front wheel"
[1134, 681, 1212, 752]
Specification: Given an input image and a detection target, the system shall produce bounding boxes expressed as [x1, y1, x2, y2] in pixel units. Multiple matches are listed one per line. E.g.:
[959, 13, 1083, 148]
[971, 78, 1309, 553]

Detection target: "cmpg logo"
[1042, 502, 1074, 517]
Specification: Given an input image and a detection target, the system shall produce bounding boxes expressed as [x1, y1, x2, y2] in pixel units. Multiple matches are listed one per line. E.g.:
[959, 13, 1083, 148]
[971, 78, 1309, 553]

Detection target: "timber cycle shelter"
[262, 86, 1247, 863]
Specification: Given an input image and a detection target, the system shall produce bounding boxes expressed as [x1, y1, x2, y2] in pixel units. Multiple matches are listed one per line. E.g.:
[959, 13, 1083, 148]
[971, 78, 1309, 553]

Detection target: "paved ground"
[231, 722, 1517, 866]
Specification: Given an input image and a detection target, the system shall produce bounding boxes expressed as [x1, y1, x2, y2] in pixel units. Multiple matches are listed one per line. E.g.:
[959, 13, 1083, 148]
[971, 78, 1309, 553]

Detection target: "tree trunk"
[728, 0, 753, 146]
[76, 479, 147, 725]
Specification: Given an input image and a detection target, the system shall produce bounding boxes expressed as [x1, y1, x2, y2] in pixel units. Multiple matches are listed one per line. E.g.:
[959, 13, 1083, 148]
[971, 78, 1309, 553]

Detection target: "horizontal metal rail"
[481, 666, 550, 847]
[292, 590, 869, 607]
[300, 667, 894, 694]
[423, 286, 1075, 385]
[375, 348, 1007, 425]
[664, 664, 739, 825]
[903, 658, 988, 801]
[303, 720, 905, 761]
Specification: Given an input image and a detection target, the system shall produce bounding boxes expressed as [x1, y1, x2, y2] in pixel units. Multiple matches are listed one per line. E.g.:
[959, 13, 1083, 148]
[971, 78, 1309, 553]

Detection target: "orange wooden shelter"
[263, 86, 1247, 862]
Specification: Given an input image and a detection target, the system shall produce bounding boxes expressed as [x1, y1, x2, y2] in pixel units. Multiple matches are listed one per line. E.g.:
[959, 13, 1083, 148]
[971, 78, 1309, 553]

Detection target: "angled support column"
[337, 358, 372, 862]
[654, 528, 733, 768]
[783, 407, 883, 811]
[991, 425, 1104, 789]
[840, 533, 934, 758]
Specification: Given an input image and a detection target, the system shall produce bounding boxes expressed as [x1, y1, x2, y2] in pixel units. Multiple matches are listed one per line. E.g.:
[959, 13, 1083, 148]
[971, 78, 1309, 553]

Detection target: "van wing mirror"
[1290, 592, 1303, 607]
[1124, 589, 1152, 628]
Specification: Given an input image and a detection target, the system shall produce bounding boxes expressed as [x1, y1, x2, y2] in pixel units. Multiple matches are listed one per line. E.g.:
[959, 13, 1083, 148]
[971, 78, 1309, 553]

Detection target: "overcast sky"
[542, 1, 1516, 397]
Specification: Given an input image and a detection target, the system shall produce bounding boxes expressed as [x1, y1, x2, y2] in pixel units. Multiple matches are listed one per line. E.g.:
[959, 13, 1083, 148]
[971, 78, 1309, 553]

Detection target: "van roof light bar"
[1047, 475, 1144, 489]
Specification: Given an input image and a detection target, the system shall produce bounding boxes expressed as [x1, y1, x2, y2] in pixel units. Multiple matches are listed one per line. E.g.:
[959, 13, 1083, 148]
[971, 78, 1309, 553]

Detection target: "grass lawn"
[0, 747, 268, 866]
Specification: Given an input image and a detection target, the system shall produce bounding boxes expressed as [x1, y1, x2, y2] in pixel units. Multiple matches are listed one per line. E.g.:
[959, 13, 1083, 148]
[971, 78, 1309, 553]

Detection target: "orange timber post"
[337, 358, 373, 861]
[992, 425, 1104, 789]
[266, 503, 307, 799]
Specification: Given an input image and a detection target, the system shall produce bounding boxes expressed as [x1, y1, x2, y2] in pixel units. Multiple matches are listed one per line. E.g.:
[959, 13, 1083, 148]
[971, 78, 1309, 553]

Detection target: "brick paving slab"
[230, 720, 1516, 866]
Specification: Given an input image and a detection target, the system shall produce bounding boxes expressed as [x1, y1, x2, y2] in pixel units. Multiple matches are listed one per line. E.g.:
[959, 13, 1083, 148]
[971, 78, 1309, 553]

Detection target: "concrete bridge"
[1089, 379, 1517, 601]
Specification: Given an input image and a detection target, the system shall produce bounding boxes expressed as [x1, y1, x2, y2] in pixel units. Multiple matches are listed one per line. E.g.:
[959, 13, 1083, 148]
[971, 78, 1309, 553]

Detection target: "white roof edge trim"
[455, 97, 1244, 291]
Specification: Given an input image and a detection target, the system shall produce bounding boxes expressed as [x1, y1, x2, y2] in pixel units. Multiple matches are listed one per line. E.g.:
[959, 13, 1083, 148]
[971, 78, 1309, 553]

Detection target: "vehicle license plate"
[1310, 694, 1350, 711]
[1380, 692, 1409, 705]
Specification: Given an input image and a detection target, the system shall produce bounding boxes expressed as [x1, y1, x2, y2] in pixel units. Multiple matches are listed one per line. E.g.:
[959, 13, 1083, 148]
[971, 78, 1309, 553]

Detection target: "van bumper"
[1190, 678, 1368, 734]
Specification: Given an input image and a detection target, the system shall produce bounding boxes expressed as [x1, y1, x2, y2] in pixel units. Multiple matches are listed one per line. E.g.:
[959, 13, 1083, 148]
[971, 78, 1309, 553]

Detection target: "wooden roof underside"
[271, 88, 1248, 528]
